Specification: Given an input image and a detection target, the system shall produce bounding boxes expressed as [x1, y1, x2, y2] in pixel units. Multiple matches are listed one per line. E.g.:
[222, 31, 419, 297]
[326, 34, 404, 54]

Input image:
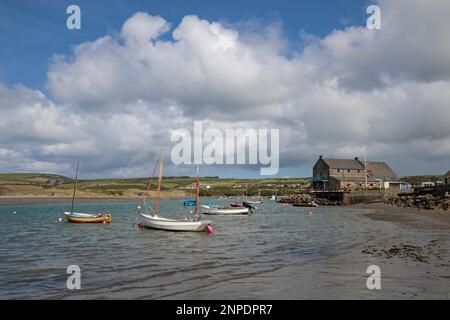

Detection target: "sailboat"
[231, 184, 261, 206]
[64, 160, 112, 223]
[139, 150, 214, 232]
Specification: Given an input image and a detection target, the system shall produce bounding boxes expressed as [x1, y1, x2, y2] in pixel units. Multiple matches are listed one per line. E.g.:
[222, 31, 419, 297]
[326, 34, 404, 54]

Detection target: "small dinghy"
[201, 204, 250, 216]
[230, 202, 244, 207]
[139, 151, 213, 233]
[183, 199, 196, 206]
[64, 212, 112, 223]
[63, 160, 112, 224]
[230, 202, 257, 210]
[245, 200, 263, 204]
[292, 202, 319, 208]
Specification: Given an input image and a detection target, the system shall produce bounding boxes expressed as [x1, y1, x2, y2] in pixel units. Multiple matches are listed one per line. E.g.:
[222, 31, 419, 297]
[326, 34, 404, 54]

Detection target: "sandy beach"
[185, 203, 450, 300]
[355, 202, 450, 227]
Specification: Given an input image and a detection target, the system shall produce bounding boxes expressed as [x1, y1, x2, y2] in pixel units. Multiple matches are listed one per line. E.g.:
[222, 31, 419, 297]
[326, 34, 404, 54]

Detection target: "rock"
[385, 192, 450, 211]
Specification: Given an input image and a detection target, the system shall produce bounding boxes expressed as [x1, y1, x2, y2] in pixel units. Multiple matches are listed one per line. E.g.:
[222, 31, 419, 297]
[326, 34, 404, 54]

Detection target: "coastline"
[352, 202, 450, 227]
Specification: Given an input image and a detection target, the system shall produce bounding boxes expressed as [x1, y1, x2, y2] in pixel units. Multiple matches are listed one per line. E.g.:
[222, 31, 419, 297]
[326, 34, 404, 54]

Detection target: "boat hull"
[230, 203, 244, 207]
[201, 205, 249, 215]
[139, 213, 212, 232]
[291, 203, 319, 208]
[64, 212, 112, 223]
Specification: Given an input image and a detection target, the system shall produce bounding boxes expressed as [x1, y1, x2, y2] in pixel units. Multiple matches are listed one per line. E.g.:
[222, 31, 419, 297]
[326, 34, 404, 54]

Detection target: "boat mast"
[142, 156, 160, 211]
[194, 165, 200, 222]
[155, 150, 164, 214]
[70, 160, 80, 213]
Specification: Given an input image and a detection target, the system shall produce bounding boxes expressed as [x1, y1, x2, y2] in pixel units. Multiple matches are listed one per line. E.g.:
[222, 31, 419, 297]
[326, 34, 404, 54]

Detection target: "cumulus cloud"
[2, 0, 450, 177]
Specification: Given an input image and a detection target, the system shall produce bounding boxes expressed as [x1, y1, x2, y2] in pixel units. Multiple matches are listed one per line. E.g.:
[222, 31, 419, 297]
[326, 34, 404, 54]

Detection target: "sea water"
[0, 199, 447, 299]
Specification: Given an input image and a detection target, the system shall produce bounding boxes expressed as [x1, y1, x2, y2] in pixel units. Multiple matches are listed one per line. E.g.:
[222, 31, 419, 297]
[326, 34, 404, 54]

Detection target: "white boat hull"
[139, 213, 212, 232]
[201, 205, 249, 215]
[245, 200, 263, 204]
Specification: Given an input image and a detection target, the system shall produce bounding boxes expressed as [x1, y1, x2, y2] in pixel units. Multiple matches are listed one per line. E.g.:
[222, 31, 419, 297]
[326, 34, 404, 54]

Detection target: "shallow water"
[0, 199, 448, 299]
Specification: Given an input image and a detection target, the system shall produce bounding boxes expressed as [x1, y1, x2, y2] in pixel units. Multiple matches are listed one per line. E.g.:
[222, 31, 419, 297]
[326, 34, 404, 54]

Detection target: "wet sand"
[185, 203, 450, 300]
[355, 202, 450, 228]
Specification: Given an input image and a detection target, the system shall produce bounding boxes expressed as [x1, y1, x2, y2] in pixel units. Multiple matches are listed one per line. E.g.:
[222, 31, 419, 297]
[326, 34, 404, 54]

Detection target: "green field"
[0, 173, 311, 197]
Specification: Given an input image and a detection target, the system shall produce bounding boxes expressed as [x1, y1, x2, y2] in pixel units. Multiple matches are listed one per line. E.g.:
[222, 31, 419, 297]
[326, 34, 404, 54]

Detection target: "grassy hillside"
[0, 173, 311, 197]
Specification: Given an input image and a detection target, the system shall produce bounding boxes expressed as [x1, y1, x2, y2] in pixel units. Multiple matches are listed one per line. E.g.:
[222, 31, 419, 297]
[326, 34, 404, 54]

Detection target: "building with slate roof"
[312, 155, 401, 191]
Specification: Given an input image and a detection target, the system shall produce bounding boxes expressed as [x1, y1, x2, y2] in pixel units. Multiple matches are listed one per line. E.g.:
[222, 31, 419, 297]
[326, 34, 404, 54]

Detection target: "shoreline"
[352, 202, 450, 227]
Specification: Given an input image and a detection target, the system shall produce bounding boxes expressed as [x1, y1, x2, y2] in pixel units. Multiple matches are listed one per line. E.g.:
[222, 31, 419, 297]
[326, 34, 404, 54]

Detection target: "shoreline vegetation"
[1, 172, 449, 213]
[0, 172, 310, 199]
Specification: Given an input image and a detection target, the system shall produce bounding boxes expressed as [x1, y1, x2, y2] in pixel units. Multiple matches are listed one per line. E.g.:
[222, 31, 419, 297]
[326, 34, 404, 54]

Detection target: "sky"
[0, 0, 449, 179]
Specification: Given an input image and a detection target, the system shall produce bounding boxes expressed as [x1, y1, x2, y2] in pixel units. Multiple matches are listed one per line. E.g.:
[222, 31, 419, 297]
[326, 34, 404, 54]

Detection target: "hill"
[0, 173, 311, 197]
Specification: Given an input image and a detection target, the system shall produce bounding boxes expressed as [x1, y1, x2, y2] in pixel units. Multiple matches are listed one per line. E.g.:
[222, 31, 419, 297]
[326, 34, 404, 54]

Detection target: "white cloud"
[2, 0, 450, 177]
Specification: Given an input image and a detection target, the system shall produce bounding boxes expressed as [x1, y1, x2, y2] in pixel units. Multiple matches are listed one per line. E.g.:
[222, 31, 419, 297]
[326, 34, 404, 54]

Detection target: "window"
[348, 169, 351, 173]
[337, 169, 340, 173]
[357, 170, 360, 173]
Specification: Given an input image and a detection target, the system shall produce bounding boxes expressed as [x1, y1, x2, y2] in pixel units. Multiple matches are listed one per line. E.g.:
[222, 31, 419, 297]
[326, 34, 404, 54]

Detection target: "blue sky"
[0, 0, 369, 93]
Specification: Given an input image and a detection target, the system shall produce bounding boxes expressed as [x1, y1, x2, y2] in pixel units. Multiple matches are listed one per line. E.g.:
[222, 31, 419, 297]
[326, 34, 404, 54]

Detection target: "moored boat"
[64, 212, 112, 223]
[231, 201, 257, 210]
[63, 160, 112, 224]
[245, 200, 263, 204]
[201, 204, 250, 215]
[230, 202, 244, 207]
[292, 202, 319, 208]
[139, 214, 211, 232]
[183, 199, 196, 206]
[139, 151, 213, 233]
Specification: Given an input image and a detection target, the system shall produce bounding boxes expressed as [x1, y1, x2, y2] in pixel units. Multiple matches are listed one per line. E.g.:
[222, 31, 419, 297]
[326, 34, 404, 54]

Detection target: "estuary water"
[0, 199, 448, 299]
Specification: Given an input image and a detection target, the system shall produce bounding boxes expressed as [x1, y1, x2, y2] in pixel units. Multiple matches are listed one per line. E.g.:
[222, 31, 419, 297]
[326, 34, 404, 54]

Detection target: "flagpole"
[364, 154, 368, 191]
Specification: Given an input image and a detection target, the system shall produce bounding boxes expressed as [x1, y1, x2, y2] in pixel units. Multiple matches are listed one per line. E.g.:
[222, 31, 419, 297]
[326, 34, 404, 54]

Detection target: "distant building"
[444, 171, 450, 185]
[312, 155, 401, 191]
[421, 181, 435, 187]
[400, 182, 411, 190]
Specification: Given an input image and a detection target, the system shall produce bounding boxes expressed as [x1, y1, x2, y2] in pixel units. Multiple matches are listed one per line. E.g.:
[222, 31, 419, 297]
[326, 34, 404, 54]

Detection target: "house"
[400, 182, 411, 190]
[444, 171, 450, 185]
[421, 181, 435, 187]
[312, 155, 401, 191]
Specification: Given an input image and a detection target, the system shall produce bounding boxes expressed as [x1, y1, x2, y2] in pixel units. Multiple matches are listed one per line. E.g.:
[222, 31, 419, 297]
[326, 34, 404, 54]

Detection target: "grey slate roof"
[322, 158, 365, 170]
[366, 162, 400, 181]
[321, 157, 400, 182]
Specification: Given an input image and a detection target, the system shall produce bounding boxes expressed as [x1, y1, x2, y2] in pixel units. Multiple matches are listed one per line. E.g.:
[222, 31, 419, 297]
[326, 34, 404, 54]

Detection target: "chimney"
[355, 157, 359, 161]
[319, 155, 323, 159]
